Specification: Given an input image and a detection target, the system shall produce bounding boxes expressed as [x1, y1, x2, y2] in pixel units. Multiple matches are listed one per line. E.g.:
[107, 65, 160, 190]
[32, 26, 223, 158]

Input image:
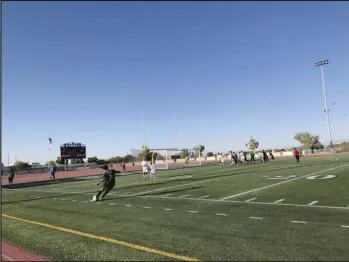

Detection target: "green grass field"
[2, 155, 349, 261]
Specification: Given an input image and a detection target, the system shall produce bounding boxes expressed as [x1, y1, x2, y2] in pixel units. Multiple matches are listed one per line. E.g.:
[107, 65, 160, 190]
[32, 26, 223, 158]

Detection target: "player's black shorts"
[295, 155, 300, 161]
[104, 182, 115, 190]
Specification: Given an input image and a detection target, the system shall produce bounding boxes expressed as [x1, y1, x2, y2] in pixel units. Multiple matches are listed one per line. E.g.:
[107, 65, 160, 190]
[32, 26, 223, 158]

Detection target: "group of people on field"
[217, 150, 275, 166]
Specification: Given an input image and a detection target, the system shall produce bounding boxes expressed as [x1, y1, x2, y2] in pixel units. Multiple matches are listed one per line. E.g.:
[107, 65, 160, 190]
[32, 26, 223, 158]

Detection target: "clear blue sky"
[3, 2, 349, 164]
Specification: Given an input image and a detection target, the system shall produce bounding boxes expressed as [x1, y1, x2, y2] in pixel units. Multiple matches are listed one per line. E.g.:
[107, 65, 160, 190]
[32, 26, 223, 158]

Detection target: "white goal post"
[130, 148, 202, 170]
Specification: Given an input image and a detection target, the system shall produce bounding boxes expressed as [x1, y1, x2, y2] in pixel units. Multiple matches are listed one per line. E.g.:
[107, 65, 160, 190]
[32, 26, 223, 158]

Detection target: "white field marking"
[72, 200, 77, 202]
[198, 195, 210, 199]
[188, 210, 198, 213]
[109, 203, 116, 206]
[125, 204, 132, 207]
[341, 225, 349, 228]
[2, 253, 15, 261]
[216, 213, 227, 216]
[179, 194, 190, 198]
[308, 201, 319, 206]
[142, 206, 151, 209]
[62, 199, 67, 201]
[127, 164, 295, 197]
[162, 193, 173, 197]
[245, 198, 257, 202]
[220, 164, 349, 200]
[291, 220, 307, 224]
[274, 199, 285, 204]
[249, 216, 263, 220]
[164, 208, 173, 211]
[170, 175, 193, 180]
[141, 195, 349, 211]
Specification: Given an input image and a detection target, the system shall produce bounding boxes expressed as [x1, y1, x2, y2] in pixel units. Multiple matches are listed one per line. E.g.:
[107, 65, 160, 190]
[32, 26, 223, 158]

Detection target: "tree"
[140, 145, 152, 161]
[246, 136, 259, 151]
[193, 145, 205, 157]
[44, 161, 55, 167]
[14, 161, 30, 169]
[294, 132, 324, 149]
[206, 152, 214, 157]
[55, 157, 65, 165]
[180, 148, 190, 159]
[87, 156, 98, 163]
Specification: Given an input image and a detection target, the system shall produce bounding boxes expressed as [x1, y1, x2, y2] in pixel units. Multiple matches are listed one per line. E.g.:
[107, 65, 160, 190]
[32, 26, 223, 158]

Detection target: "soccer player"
[141, 158, 149, 179]
[294, 148, 301, 166]
[149, 162, 156, 179]
[250, 151, 256, 162]
[231, 152, 238, 166]
[262, 150, 269, 163]
[121, 161, 126, 171]
[269, 150, 275, 160]
[8, 166, 16, 184]
[49, 165, 56, 180]
[220, 153, 225, 165]
[239, 151, 245, 163]
[92, 165, 116, 202]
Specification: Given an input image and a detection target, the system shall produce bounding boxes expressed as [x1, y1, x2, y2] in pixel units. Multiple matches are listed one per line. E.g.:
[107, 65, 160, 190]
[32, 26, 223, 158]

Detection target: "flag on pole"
[49, 138, 52, 150]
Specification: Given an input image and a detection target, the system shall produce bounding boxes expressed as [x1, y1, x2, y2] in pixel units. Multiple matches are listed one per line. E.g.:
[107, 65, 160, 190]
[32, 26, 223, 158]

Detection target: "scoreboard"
[60, 142, 86, 160]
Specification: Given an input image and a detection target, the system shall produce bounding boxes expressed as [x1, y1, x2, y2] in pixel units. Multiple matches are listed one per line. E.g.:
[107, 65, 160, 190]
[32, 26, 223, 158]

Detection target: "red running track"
[1, 161, 218, 185]
[1, 241, 50, 261]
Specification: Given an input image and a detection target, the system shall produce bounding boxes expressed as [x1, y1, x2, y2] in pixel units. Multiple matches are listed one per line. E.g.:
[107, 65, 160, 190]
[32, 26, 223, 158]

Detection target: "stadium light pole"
[314, 59, 333, 149]
[142, 109, 147, 147]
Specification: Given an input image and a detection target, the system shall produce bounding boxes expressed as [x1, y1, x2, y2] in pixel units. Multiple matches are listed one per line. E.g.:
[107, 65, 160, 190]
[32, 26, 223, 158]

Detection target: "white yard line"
[249, 216, 263, 220]
[197, 195, 210, 199]
[216, 213, 227, 216]
[162, 193, 173, 197]
[291, 220, 307, 224]
[179, 194, 190, 198]
[341, 225, 349, 228]
[274, 199, 285, 204]
[220, 164, 349, 200]
[308, 201, 319, 206]
[188, 210, 198, 213]
[140, 195, 349, 211]
[245, 198, 257, 202]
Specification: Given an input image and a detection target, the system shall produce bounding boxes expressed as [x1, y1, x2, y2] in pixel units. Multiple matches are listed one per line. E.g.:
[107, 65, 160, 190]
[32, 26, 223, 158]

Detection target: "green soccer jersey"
[103, 169, 116, 187]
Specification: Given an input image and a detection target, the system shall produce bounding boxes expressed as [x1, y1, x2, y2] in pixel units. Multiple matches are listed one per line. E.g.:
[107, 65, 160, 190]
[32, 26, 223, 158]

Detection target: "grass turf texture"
[2, 155, 349, 261]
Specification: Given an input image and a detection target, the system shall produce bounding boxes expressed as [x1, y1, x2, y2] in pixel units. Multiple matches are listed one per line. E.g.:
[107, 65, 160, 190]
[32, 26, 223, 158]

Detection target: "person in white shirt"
[220, 153, 225, 165]
[150, 162, 156, 179]
[141, 158, 149, 180]
[217, 153, 221, 163]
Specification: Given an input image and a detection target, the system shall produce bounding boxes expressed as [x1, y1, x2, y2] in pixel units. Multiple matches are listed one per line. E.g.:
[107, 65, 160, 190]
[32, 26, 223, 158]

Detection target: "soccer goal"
[130, 148, 202, 170]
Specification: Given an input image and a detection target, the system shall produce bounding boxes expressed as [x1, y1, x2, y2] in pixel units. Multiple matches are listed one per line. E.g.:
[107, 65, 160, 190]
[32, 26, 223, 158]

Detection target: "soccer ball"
[92, 195, 97, 202]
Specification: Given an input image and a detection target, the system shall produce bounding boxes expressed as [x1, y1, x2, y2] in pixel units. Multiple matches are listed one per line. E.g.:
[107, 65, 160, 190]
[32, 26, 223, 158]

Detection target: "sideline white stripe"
[291, 220, 307, 224]
[245, 198, 257, 202]
[220, 164, 349, 200]
[274, 199, 285, 203]
[308, 201, 319, 206]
